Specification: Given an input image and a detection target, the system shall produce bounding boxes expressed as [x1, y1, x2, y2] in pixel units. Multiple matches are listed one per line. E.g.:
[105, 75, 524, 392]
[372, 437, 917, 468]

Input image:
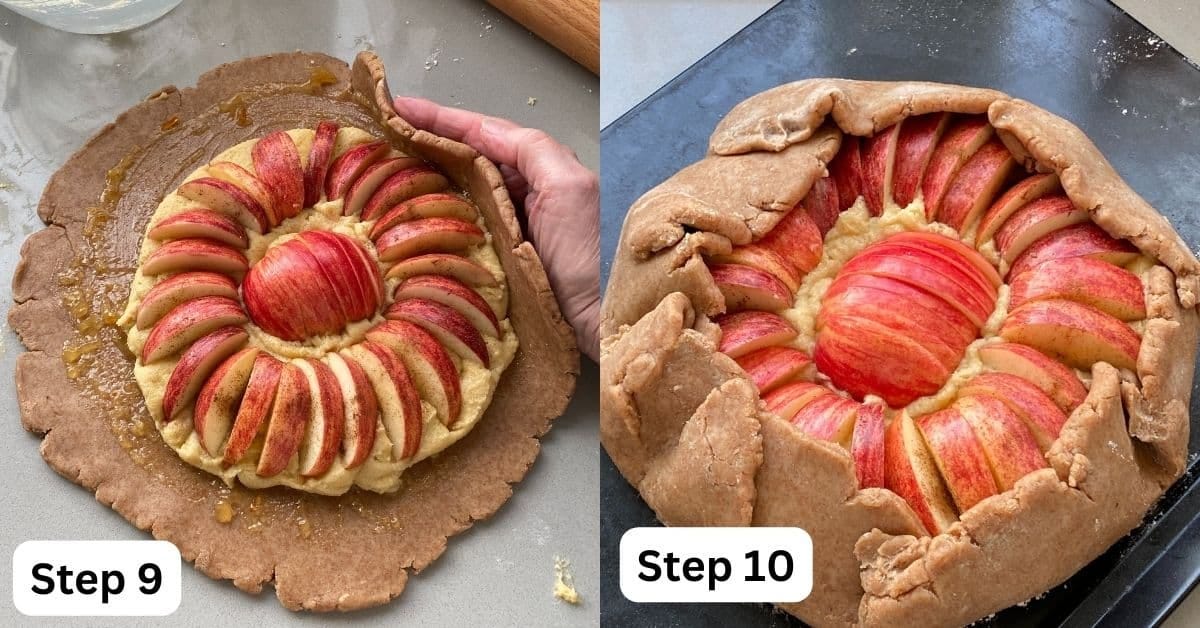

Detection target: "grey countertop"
[0, 0, 598, 626]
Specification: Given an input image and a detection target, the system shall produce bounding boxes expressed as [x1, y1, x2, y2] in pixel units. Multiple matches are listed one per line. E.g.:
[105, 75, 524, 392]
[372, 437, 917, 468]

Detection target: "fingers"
[393, 96, 519, 166]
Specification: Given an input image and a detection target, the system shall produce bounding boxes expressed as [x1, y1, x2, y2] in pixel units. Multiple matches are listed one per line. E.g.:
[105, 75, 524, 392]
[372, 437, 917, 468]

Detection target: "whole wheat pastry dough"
[10, 51, 577, 611]
[601, 79, 1198, 627]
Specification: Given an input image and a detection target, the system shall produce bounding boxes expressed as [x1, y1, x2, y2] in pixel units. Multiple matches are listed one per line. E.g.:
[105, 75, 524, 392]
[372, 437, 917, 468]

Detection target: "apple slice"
[709, 263, 792, 312]
[709, 245, 801, 293]
[222, 354, 285, 466]
[802, 177, 841, 236]
[886, 230, 1002, 288]
[206, 161, 279, 227]
[860, 123, 901, 215]
[823, 273, 977, 346]
[757, 206, 823, 276]
[160, 326, 248, 419]
[935, 139, 1015, 232]
[1000, 299, 1141, 371]
[325, 140, 390, 201]
[917, 407, 998, 513]
[325, 352, 378, 469]
[956, 395, 1047, 491]
[360, 166, 451, 221]
[840, 249, 994, 327]
[815, 314, 951, 407]
[136, 271, 239, 330]
[142, 295, 247, 364]
[304, 120, 339, 207]
[851, 403, 886, 489]
[194, 347, 259, 454]
[366, 319, 462, 427]
[295, 229, 367, 322]
[891, 112, 951, 207]
[884, 411, 958, 535]
[325, 229, 385, 317]
[369, 193, 479, 239]
[734, 346, 813, 393]
[712, 310, 797, 359]
[295, 358, 345, 478]
[341, 157, 426, 217]
[1007, 223, 1139, 280]
[386, 297, 490, 367]
[176, 177, 271, 232]
[921, 116, 994, 220]
[393, 274, 500, 337]
[995, 195, 1089, 264]
[863, 238, 997, 304]
[975, 173, 1061, 247]
[142, 238, 249, 278]
[830, 135, 863, 211]
[256, 362, 311, 477]
[350, 341, 423, 460]
[819, 295, 966, 371]
[242, 237, 347, 341]
[977, 342, 1087, 413]
[1009, 256, 1146, 321]
[148, 209, 249, 248]
[384, 253, 498, 287]
[762, 381, 831, 422]
[793, 394, 859, 444]
[251, 130, 305, 220]
[375, 217, 485, 262]
[959, 372, 1068, 451]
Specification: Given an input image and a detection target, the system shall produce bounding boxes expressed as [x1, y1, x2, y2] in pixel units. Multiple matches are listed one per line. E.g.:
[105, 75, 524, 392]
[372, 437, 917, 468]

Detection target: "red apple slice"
[761, 381, 831, 422]
[142, 238, 249, 278]
[885, 411, 958, 535]
[325, 140, 390, 201]
[802, 177, 841, 236]
[830, 135, 863, 211]
[360, 166, 451, 220]
[325, 352, 378, 469]
[386, 297, 490, 367]
[960, 372, 1068, 451]
[734, 346, 813, 393]
[295, 358, 345, 478]
[294, 230, 367, 322]
[136, 271, 239, 330]
[975, 173, 1060, 247]
[709, 245, 801, 293]
[712, 310, 797, 359]
[176, 177, 271, 232]
[251, 130, 305, 220]
[917, 407, 998, 512]
[369, 193, 479, 239]
[304, 120, 339, 207]
[325, 229, 385, 318]
[142, 295, 247, 364]
[393, 274, 500, 337]
[840, 249, 994, 327]
[194, 347, 259, 454]
[206, 161, 279, 227]
[709, 263, 792, 312]
[384, 253, 498, 287]
[256, 362, 311, 477]
[995, 195, 1089, 264]
[1007, 223, 1139, 280]
[351, 341, 423, 460]
[865, 237, 997, 303]
[793, 394, 859, 444]
[222, 354, 285, 466]
[148, 209, 249, 248]
[823, 273, 977, 346]
[935, 139, 1015, 232]
[851, 402, 886, 489]
[160, 326, 248, 419]
[341, 157, 426, 217]
[242, 236, 347, 341]
[366, 319, 462, 427]
[1009, 256, 1146, 321]
[921, 116, 993, 220]
[977, 342, 1087, 413]
[757, 206, 823, 276]
[891, 112, 951, 207]
[815, 313, 951, 407]
[819, 295, 965, 371]
[375, 217, 485, 262]
[861, 123, 901, 215]
[886, 230, 1003, 288]
[956, 394, 1047, 490]
[1000, 299, 1141, 371]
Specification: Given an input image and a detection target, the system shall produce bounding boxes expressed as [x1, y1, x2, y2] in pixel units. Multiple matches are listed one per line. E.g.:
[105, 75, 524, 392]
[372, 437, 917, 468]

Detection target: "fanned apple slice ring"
[121, 122, 518, 495]
[601, 81, 1200, 627]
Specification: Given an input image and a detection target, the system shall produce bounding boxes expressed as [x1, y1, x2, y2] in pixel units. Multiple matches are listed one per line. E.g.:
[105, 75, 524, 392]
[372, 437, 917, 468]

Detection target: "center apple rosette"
[120, 123, 518, 495]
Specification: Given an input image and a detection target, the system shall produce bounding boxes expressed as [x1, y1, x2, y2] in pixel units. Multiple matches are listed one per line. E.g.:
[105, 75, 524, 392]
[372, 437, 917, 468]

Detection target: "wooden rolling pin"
[486, 0, 599, 74]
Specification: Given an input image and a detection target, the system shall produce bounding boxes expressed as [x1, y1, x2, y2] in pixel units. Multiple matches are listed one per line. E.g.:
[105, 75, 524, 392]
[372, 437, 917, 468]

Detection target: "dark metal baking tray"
[599, 1, 1200, 625]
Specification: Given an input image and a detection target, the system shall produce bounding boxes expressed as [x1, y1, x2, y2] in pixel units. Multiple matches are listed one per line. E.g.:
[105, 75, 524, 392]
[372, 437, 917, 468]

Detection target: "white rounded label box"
[620, 527, 813, 603]
[13, 540, 181, 616]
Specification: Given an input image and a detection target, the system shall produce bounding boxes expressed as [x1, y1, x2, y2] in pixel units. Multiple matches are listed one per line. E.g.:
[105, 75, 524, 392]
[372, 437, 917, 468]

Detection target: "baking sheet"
[599, 0, 1200, 625]
[0, 1, 599, 625]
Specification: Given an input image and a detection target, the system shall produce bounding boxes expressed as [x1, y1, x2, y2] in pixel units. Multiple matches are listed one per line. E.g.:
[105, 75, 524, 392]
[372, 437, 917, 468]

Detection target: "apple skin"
[995, 195, 1089, 264]
[959, 372, 1068, 451]
[356, 341, 424, 460]
[712, 310, 797, 359]
[1007, 223, 1139, 280]
[360, 166, 450, 220]
[891, 112, 950, 207]
[374, 217, 485, 263]
[325, 141, 390, 201]
[369, 193, 478, 239]
[851, 403, 886, 489]
[325, 352, 378, 469]
[366, 319, 462, 427]
[304, 120, 339, 207]
[148, 209, 249, 249]
[861, 123, 901, 215]
[709, 263, 792, 312]
[819, 293, 965, 371]
[815, 313, 951, 407]
[934, 139, 1015, 232]
[142, 295, 247, 364]
[393, 274, 500, 337]
[886, 230, 1002, 289]
[194, 346, 260, 455]
[142, 238, 249, 279]
[793, 394, 859, 444]
[977, 342, 1087, 413]
[296, 358, 345, 478]
[386, 297, 491, 367]
[839, 243, 995, 327]
[160, 326, 248, 420]
[176, 177, 271, 233]
[206, 161, 279, 227]
[975, 173, 1061, 247]
[342, 157, 426, 217]
[756, 206, 824, 277]
[884, 411, 958, 535]
[921, 116, 993, 220]
[709, 244, 801, 293]
[1000, 298, 1141, 371]
[256, 362, 312, 477]
[251, 131, 305, 220]
[823, 273, 977, 347]
[1009, 255, 1146, 321]
[136, 271, 239, 330]
[295, 230, 372, 322]
[734, 346, 813, 393]
[761, 381, 831, 422]
[956, 394, 1047, 490]
[222, 354, 285, 466]
[916, 407, 998, 513]
[802, 177, 841, 236]
[829, 135, 863, 211]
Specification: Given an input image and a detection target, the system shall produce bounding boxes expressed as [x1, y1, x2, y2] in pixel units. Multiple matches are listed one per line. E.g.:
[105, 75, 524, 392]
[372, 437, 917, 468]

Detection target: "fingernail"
[479, 117, 503, 142]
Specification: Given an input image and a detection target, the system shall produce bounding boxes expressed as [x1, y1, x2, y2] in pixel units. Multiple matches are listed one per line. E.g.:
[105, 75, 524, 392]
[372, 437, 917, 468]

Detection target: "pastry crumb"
[527, 97, 538, 107]
[553, 556, 580, 605]
[214, 500, 234, 524]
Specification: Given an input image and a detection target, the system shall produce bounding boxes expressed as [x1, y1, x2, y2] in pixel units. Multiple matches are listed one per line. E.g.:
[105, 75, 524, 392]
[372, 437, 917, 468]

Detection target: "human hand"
[394, 97, 600, 362]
